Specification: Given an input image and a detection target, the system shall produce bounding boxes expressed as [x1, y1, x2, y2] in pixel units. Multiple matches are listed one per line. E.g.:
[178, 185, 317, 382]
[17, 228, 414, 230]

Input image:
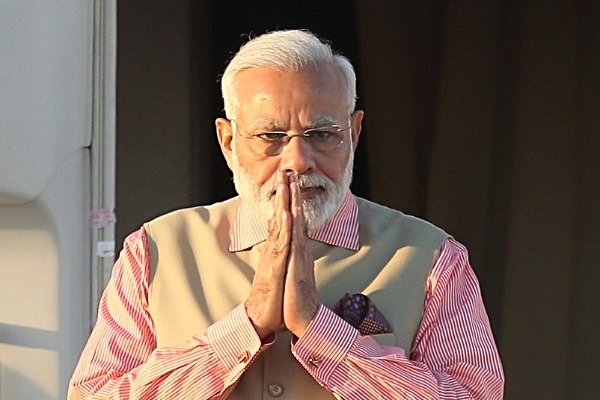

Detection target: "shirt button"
[308, 356, 321, 367]
[267, 383, 284, 397]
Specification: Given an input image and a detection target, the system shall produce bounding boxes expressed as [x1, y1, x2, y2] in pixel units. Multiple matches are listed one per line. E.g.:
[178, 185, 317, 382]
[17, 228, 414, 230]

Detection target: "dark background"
[116, 1, 600, 398]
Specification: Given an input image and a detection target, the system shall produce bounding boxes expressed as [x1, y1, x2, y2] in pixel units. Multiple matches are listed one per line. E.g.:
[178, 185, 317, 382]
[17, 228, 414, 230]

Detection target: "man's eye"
[256, 132, 286, 142]
[307, 130, 335, 140]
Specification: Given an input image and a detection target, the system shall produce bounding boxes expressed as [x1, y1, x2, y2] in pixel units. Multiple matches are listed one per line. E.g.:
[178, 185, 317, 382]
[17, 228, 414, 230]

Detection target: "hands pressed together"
[245, 171, 320, 339]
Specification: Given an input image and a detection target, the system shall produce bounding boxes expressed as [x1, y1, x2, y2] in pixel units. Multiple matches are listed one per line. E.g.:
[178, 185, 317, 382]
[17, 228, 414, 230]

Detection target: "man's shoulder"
[144, 196, 240, 233]
[354, 196, 448, 244]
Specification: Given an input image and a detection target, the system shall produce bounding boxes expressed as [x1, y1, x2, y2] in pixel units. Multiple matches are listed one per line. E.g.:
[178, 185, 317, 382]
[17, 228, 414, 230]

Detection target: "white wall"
[0, 1, 115, 398]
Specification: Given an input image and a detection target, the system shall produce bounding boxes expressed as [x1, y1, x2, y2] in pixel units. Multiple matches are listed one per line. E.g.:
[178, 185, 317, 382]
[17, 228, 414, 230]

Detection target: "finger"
[289, 172, 307, 240]
[278, 171, 292, 242]
[280, 170, 291, 213]
[268, 171, 291, 241]
[284, 173, 318, 336]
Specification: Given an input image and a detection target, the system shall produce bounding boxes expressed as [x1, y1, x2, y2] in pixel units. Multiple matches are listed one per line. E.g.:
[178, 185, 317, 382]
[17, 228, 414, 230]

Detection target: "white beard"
[231, 142, 354, 233]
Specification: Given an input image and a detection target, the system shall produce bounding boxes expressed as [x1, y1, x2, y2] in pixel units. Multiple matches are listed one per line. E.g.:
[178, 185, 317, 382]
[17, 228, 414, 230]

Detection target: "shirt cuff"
[206, 303, 271, 383]
[291, 304, 358, 385]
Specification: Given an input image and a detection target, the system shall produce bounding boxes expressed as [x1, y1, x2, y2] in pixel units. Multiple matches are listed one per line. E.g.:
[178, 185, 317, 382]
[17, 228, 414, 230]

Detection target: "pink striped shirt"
[68, 194, 504, 399]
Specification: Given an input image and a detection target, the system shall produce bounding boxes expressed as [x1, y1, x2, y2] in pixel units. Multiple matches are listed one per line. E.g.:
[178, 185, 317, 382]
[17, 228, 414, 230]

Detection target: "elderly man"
[68, 29, 504, 399]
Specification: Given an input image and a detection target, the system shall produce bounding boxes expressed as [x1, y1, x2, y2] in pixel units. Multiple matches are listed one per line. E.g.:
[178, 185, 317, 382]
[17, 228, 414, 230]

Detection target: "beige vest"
[145, 196, 447, 399]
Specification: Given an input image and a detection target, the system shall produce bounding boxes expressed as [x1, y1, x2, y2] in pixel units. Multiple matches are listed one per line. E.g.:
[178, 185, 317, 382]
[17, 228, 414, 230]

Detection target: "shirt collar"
[229, 191, 359, 252]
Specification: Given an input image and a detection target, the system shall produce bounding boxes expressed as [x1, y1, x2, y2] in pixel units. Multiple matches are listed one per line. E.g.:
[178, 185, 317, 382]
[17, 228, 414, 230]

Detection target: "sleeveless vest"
[145, 196, 447, 399]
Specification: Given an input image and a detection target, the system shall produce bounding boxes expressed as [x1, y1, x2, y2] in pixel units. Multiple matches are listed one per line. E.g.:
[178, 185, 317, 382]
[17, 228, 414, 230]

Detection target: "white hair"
[221, 29, 357, 119]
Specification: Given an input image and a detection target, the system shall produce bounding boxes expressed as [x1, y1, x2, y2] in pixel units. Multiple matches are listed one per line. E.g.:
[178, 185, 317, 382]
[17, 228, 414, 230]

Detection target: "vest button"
[236, 350, 250, 363]
[267, 383, 284, 397]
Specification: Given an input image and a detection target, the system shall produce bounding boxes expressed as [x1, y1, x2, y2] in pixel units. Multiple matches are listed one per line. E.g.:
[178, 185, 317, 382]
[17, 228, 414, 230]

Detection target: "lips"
[266, 173, 328, 200]
[267, 185, 324, 201]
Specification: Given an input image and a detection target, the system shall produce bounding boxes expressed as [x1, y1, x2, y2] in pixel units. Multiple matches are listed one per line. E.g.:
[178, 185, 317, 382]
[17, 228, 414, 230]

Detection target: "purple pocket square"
[333, 293, 393, 335]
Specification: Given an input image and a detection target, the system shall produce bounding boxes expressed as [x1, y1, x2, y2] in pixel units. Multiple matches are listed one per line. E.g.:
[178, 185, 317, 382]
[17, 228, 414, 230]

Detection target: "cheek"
[316, 152, 349, 183]
[238, 156, 280, 186]
[232, 140, 279, 185]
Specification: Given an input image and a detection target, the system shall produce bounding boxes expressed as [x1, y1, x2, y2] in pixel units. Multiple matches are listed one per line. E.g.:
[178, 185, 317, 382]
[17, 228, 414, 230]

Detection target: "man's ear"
[215, 117, 235, 170]
[350, 110, 364, 151]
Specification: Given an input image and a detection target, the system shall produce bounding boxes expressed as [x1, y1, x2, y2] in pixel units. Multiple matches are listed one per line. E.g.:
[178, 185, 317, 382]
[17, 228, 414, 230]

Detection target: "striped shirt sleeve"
[67, 228, 268, 400]
[291, 237, 505, 399]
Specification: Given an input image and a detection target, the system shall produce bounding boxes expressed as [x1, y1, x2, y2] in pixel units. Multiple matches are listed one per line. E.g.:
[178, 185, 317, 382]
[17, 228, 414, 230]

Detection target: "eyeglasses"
[230, 119, 351, 156]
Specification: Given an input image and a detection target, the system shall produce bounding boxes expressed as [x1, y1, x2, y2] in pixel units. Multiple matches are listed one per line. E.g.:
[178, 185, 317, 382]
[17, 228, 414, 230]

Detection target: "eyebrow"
[306, 117, 340, 129]
[249, 116, 341, 132]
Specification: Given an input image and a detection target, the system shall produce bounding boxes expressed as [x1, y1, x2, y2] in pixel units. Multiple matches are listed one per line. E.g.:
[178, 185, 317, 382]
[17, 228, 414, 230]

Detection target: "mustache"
[266, 173, 331, 199]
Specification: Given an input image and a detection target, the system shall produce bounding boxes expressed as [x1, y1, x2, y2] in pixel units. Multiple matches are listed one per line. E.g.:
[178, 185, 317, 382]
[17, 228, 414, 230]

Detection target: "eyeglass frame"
[229, 119, 352, 156]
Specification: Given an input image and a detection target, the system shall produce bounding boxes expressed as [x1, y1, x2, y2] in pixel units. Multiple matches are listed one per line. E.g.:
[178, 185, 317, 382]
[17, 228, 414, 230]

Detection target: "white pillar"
[0, 1, 116, 398]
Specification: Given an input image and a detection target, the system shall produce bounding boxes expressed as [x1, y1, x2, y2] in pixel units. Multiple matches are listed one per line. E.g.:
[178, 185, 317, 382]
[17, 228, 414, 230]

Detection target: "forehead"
[232, 65, 348, 126]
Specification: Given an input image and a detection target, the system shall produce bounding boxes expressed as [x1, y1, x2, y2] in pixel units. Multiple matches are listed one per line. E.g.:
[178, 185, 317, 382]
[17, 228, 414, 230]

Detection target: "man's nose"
[278, 135, 316, 174]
